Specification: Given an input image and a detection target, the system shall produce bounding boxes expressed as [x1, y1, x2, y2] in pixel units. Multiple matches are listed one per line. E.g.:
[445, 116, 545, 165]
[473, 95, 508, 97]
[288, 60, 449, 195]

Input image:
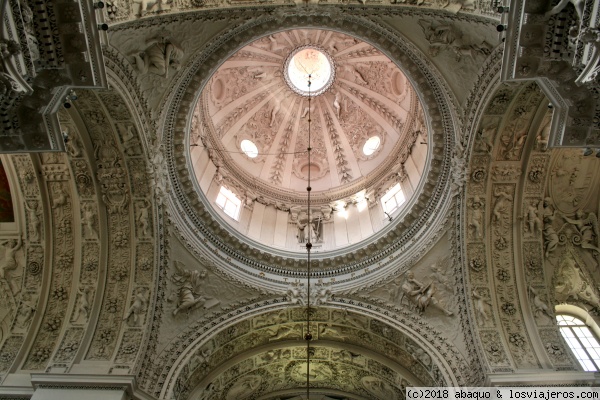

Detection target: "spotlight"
[62, 131, 70, 144]
[583, 147, 593, 156]
[547, 103, 553, 108]
[68, 90, 77, 101]
[496, 24, 507, 32]
[63, 102, 71, 109]
[497, 6, 509, 12]
[98, 23, 109, 31]
[94, 1, 105, 8]
[596, 150, 600, 158]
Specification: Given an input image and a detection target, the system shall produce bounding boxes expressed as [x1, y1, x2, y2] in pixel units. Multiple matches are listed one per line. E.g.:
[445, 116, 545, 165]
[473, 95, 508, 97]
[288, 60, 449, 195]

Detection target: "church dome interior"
[1, 0, 600, 398]
[190, 28, 428, 255]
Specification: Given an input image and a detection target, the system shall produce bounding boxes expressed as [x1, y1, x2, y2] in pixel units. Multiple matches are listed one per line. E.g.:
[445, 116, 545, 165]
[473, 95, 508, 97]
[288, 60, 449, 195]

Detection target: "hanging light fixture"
[304, 73, 313, 399]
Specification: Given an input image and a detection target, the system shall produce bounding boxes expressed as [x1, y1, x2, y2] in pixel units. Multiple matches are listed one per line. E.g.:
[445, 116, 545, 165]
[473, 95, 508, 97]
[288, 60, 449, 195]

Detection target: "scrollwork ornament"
[27, 261, 41, 275]
[471, 168, 486, 183]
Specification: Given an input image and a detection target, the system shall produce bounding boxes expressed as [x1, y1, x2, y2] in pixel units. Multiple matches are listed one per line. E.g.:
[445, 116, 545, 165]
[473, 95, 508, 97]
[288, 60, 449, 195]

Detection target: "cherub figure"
[123, 288, 148, 326]
[492, 186, 512, 224]
[137, 200, 151, 237]
[73, 287, 91, 323]
[472, 289, 491, 325]
[468, 196, 484, 239]
[526, 201, 543, 236]
[24, 201, 41, 242]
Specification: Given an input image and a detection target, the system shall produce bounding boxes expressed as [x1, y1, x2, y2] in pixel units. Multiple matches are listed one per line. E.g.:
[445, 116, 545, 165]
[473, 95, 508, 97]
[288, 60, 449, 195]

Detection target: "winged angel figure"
[171, 261, 220, 316]
[418, 19, 492, 61]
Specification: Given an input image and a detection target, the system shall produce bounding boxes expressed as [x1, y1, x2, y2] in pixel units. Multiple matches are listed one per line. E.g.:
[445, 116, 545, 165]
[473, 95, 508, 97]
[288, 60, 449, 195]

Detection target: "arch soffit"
[463, 80, 582, 372]
[156, 302, 470, 398]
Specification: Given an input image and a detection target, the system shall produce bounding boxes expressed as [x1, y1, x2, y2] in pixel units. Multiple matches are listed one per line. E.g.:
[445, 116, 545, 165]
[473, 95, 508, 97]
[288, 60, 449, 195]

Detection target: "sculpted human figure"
[541, 198, 558, 249]
[122, 125, 140, 156]
[268, 35, 286, 53]
[123, 288, 148, 326]
[340, 63, 368, 84]
[137, 200, 151, 237]
[312, 283, 331, 305]
[527, 201, 543, 236]
[24, 201, 41, 242]
[73, 287, 91, 323]
[286, 282, 307, 305]
[492, 186, 511, 224]
[267, 324, 300, 341]
[545, 0, 584, 23]
[16, 294, 37, 328]
[296, 219, 307, 244]
[472, 289, 490, 325]
[0, 237, 22, 293]
[269, 96, 281, 127]
[402, 271, 453, 316]
[64, 127, 82, 157]
[131, 37, 183, 79]
[333, 92, 341, 119]
[248, 66, 270, 80]
[304, 219, 318, 243]
[52, 185, 68, 209]
[319, 323, 351, 340]
[171, 261, 216, 316]
[362, 376, 395, 398]
[82, 203, 98, 239]
[468, 196, 484, 239]
[301, 104, 315, 118]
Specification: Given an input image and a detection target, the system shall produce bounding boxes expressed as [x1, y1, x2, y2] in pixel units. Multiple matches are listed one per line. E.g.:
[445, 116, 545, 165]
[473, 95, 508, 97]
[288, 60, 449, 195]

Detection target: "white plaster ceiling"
[195, 28, 420, 201]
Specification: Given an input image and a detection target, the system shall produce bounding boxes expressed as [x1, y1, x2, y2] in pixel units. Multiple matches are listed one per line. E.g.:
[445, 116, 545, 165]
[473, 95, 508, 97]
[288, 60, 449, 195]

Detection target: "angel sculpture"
[171, 261, 219, 316]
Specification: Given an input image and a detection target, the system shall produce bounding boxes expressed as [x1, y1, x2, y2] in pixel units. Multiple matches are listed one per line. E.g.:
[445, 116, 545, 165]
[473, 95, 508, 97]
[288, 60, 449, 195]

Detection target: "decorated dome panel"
[199, 29, 418, 199]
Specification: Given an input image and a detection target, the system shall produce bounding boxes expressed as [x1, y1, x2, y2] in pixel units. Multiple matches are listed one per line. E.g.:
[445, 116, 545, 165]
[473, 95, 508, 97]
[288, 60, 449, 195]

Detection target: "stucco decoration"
[104, 0, 502, 24]
[139, 9, 459, 293]
[166, 305, 465, 399]
[501, 0, 600, 147]
[464, 81, 582, 373]
[196, 28, 420, 215]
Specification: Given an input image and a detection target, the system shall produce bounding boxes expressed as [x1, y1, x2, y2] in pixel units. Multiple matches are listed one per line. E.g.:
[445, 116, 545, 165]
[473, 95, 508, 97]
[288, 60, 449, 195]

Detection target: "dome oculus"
[284, 46, 334, 96]
[363, 136, 381, 156]
[240, 139, 259, 158]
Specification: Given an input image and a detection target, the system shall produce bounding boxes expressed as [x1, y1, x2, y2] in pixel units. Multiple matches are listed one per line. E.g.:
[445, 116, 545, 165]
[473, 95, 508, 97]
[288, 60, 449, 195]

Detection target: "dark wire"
[306, 73, 312, 399]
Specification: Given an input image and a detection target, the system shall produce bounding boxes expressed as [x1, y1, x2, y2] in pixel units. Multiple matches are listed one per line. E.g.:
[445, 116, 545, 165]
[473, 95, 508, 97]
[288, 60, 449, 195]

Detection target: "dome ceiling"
[194, 29, 422, 204]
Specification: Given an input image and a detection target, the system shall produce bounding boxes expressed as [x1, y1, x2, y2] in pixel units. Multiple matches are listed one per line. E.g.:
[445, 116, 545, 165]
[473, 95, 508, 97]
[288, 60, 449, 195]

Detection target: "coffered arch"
[162, 304, 467, 400]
